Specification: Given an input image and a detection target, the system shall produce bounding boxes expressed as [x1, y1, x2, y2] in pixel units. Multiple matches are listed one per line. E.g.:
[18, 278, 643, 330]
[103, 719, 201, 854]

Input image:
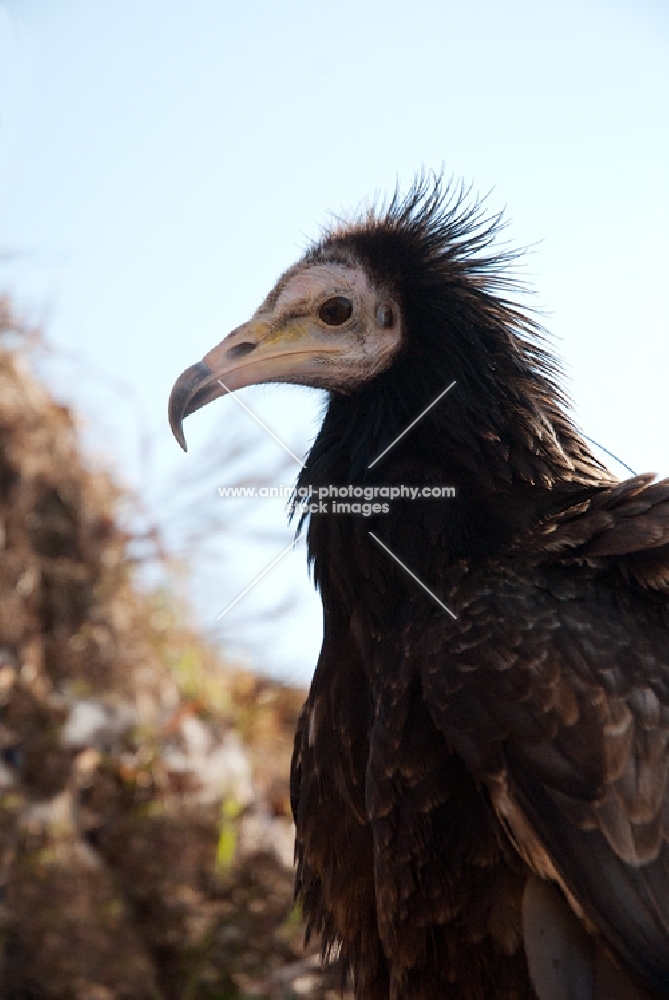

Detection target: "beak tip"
[168, 360, 213, 452]
[168, 404, 188, 451]
[168, 402, 189, 452]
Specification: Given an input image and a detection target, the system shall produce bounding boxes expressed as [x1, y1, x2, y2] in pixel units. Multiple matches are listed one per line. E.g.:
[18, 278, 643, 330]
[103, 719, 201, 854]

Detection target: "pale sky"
[1, 0, 668, 683]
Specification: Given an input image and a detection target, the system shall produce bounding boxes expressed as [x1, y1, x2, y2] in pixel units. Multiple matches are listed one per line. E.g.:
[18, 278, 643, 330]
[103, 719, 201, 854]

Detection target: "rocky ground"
[0, 298, 352, 999]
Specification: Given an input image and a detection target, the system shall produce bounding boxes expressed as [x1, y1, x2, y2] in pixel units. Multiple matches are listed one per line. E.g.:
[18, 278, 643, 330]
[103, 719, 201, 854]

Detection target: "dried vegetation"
[0, 298, 348, 999]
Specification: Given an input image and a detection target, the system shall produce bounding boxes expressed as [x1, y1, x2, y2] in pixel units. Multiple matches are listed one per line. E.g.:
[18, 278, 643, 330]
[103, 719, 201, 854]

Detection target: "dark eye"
[376, 303, 394, 329]
[318, 296, 353, 326]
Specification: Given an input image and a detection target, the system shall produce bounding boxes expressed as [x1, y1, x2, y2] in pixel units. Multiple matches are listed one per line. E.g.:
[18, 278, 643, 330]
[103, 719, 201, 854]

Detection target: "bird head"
[168, 176, 510, 454]
[168, 177, 612, 494]
[168, 254, 403, 451]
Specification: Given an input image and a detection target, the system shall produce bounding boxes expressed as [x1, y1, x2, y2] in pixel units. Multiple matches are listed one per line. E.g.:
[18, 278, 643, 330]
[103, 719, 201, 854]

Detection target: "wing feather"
[421, 476, 669, 997]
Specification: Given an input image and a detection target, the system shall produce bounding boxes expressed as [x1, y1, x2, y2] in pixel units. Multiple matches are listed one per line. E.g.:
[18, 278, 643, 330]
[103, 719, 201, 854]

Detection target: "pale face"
[168, 260, 403, 450]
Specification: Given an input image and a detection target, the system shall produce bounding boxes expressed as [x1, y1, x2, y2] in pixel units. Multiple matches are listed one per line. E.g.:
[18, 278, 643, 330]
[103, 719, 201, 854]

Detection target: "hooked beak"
[168, 315, 341, 450]
[168, 361, 217, 450]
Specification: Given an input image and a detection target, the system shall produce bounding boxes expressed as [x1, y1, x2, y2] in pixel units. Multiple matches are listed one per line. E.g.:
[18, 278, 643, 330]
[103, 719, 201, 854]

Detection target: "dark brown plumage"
[169, 179, 669, 999]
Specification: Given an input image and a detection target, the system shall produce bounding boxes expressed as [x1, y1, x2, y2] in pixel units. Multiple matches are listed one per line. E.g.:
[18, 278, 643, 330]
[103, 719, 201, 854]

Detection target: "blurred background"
[1, 0, 668, 684]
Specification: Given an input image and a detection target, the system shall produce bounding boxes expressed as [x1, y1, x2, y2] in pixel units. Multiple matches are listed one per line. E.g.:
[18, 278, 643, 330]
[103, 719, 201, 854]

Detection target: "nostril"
[227, 341, 257, 360]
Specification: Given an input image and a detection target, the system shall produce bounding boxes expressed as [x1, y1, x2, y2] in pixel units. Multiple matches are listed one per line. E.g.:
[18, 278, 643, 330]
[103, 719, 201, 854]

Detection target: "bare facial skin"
[168, 262, 402, 450]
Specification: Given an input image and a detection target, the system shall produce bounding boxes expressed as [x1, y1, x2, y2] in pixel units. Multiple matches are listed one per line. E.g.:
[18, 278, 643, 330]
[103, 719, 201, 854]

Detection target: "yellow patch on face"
[263, 319, 311, 345]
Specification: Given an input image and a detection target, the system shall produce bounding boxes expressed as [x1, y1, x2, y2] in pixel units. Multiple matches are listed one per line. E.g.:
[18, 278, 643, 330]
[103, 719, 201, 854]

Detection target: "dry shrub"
[0, 298, 347, 1000]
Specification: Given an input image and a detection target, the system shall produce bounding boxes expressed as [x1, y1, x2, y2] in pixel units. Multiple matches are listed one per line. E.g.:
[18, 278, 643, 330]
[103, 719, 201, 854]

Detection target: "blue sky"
[1, 0, 668, 682]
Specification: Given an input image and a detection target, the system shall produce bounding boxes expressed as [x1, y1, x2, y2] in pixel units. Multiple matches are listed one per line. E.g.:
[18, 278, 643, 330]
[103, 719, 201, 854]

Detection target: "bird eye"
[318, 296, 353, 326]
[376, 304, 394, 329]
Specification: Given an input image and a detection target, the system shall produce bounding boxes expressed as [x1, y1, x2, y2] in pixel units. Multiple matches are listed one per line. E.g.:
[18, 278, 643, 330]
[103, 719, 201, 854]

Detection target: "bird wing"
[420, 475, 669, 998]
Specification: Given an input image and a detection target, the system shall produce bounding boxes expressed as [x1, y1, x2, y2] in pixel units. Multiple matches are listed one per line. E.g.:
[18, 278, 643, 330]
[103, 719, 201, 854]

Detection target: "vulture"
[168, 178, 669, 1000]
